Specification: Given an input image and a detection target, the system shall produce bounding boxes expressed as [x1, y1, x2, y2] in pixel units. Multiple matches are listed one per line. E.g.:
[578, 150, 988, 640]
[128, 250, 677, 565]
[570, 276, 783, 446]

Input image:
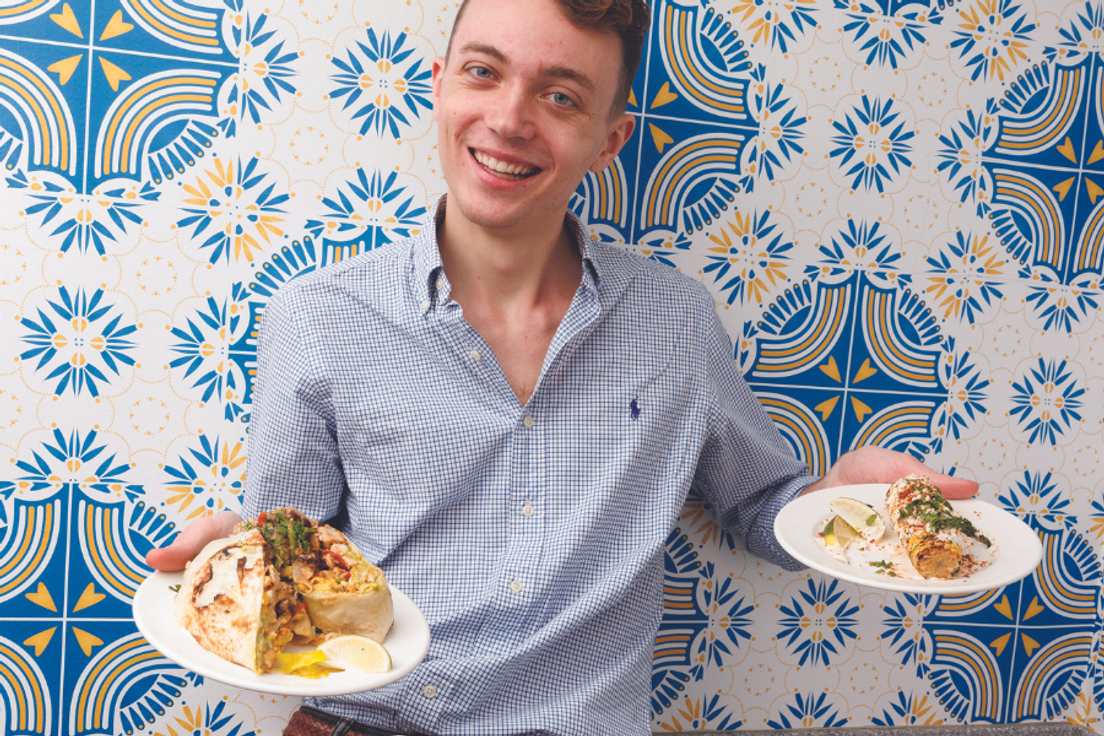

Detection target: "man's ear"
[589, 113, 635, 173]
[432, 56, 446, 119]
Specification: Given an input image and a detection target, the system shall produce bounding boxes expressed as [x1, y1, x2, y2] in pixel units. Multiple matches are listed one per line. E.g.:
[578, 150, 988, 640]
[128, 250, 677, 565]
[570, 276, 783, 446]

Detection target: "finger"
[145, 511, 242, 572]
[145, 545, 195, 572]
[930, 472, 979, 499]
[886, 451, 978, 499]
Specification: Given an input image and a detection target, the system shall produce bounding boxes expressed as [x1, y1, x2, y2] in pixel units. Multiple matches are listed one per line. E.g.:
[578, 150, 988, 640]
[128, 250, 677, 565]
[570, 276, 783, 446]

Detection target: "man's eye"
[550, 92, 574, 106]
[471, 66, 492, 79]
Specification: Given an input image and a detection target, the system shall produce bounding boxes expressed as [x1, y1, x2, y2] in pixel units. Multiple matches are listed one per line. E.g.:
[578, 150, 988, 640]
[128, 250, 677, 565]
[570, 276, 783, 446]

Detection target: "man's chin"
[447, 197, 538, 234]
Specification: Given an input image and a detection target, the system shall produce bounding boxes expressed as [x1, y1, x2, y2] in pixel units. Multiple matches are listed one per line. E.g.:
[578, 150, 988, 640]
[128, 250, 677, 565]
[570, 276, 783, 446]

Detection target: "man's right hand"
[145, 510, 243, 572]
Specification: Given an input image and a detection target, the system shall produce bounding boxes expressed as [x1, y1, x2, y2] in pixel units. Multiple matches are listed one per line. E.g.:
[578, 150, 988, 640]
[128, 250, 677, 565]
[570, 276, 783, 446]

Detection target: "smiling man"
[430, 0, 638, 406]
[147, 1, 976, 735]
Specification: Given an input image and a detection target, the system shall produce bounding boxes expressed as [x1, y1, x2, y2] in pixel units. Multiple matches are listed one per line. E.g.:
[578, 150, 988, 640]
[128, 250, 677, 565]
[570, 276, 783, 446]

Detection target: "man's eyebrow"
[457, 42, 597, 94]
[539, 65, 596, 94]
[459, 42, 507, 63]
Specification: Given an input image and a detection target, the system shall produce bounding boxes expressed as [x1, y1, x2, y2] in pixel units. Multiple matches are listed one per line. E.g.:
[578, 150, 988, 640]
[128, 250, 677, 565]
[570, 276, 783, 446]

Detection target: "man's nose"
[485, 86, 535, 139]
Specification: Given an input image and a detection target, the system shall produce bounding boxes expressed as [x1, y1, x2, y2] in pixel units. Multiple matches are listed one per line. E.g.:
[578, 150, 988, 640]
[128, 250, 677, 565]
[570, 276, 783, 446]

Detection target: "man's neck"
[436, 198, 582, 312]
[434, 196, 584, 404]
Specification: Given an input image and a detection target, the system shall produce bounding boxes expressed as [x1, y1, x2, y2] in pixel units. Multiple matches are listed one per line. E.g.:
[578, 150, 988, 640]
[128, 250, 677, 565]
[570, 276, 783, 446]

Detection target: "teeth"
[473, 150, 536, 178]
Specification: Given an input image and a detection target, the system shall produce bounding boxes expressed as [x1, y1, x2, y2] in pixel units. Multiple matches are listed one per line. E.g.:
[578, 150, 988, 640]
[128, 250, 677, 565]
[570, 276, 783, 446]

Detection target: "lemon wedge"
[829, 497, 885, 543]
[823, 514, 859, 548]
[318, 635, 392, 673]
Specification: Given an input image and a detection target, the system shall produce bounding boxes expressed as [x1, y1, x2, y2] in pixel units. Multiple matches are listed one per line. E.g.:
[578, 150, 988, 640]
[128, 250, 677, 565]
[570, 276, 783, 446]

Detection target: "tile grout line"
[59, 3, 99, 719]
[838, 263, 862, 461]
[627, 5, 656, 247]
[1063, 55, 1097, 286]
[0, 34, 240, 69]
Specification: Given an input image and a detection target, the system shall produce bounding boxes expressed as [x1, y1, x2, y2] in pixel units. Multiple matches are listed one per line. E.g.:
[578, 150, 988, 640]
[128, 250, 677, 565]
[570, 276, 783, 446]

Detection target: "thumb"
[145, 511, 243, 572]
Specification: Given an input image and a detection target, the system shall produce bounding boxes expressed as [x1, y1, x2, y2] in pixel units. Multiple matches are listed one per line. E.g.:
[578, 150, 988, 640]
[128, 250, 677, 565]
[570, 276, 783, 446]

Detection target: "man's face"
[432, 0, 635, 235]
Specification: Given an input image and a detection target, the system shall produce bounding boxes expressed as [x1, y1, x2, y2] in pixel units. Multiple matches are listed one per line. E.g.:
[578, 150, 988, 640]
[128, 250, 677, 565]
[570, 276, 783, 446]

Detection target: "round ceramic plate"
[133, 571, 430, 695]
[774, 483, 1042, 594]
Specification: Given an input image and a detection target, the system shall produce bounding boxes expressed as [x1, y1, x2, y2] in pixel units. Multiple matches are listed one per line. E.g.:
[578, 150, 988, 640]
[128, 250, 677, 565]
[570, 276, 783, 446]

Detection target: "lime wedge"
[823, 514, 859, 548]
[318, 635, 392, 673]
[830, 497, 885, 543]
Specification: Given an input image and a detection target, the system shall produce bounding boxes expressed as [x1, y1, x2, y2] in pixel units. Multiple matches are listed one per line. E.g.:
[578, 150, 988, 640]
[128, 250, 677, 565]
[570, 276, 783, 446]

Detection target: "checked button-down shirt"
[243, 198, 813, 736]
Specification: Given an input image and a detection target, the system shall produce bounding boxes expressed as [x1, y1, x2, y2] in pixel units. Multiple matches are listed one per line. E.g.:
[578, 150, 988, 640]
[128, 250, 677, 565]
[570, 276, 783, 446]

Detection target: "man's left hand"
[802, 445, 977, 499]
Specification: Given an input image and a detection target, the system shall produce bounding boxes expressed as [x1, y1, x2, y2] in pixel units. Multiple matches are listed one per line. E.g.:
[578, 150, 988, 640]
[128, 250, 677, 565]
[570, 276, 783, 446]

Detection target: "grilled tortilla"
[172, 528, 305, 673]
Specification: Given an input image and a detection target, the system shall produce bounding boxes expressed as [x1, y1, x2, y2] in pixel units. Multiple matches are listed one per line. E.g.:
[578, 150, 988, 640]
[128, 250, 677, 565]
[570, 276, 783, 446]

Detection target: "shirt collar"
[409, 195, 602, 310]
[565, 209, 603, 288]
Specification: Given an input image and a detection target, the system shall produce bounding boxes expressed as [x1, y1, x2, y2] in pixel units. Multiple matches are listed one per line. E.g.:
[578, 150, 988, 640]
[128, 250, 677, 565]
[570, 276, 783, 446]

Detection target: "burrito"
[238, 508, 394, 643]
[886, 474, 991, 579]
[173, 508, 394, 674]
[291, 523, 393, 643]
[173, 528, 308, 673]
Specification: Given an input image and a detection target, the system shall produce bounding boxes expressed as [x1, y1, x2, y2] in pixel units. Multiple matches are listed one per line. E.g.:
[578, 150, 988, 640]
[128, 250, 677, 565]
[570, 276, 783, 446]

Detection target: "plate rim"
[774, 483, 1042, 594]
[133, 569, 429, 696]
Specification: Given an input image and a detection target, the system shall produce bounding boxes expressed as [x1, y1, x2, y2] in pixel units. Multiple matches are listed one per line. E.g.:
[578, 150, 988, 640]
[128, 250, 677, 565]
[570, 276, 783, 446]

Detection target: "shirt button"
[422, 684, 438, 699]
[468, 350, 481, 361]
[419, 299, 431, 312]
[510, 578, 524, 593]
[522, 503, 534, 518]
[435, 277, 445, 291]
[522, 414, 535, 429]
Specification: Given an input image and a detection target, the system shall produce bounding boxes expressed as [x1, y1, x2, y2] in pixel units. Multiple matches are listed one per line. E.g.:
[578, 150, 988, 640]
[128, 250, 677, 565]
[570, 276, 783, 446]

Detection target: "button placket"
[493, 405, 538, 614]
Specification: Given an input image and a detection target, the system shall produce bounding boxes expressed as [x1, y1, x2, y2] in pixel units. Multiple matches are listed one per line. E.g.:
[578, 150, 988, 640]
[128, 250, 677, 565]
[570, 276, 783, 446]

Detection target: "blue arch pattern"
[881, 513, 1099, 724]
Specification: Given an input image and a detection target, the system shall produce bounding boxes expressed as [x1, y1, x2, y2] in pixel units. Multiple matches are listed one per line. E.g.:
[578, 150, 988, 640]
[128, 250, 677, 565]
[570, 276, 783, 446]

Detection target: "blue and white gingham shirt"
[244, 198, 812, 736]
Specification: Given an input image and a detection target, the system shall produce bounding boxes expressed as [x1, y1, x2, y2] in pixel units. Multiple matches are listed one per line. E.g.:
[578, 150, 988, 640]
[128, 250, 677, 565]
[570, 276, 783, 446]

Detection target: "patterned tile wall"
[0, 0, 1101, 734]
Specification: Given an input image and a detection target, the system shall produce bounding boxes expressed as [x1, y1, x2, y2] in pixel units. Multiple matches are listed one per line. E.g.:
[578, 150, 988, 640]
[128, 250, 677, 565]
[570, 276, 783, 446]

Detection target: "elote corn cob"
[885, 474, 991, 579]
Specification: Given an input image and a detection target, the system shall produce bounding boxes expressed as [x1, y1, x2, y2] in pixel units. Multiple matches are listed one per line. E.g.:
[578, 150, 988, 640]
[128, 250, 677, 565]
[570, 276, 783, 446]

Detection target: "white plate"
[133, 571, 430, 696]
[774, 483, 1042, 594]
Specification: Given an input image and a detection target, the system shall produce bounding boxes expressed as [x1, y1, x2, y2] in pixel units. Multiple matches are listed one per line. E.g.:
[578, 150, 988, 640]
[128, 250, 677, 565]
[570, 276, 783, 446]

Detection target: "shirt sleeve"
[692, 300, 814, 571]
[242, 284, 347, 523]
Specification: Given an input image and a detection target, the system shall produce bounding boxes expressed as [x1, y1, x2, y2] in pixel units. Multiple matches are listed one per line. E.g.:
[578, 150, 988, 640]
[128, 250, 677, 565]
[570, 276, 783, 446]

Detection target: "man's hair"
[446, 0, 651, 115]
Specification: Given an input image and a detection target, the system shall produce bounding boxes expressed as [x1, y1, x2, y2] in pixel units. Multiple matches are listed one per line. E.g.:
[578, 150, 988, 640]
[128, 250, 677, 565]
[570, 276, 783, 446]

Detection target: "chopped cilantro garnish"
[248, 509, 315, 568]
[898, 489, 991, 546]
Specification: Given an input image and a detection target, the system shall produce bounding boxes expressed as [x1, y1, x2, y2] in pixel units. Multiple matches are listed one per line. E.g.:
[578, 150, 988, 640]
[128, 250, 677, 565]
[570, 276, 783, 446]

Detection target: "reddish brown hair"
[446, 0, 651, 114]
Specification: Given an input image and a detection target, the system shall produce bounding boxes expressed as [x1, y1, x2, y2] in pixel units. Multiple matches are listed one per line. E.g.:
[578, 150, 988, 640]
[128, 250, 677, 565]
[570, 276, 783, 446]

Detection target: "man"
[148, 0, 977, 734]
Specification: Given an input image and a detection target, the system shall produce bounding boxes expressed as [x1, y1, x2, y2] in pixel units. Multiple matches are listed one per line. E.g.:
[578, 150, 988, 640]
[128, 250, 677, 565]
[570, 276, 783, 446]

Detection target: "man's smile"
[471, 148, 541, 180]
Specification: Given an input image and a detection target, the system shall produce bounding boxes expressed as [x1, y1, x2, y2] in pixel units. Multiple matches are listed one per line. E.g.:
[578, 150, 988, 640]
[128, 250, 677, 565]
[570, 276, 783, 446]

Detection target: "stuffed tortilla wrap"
[237, 508, 394, 644]
[172, 528, 308, 673]
[291, 523, 393, 642]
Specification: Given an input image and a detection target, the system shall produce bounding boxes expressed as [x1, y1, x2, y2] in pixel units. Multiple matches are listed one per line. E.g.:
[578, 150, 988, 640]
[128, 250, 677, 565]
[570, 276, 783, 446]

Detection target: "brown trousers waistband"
[283, 706, 430, 736]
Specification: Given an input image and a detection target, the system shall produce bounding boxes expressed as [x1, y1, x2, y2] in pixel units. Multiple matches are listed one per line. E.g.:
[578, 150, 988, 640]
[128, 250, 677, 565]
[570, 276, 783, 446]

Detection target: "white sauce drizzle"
[817, 504, 999, 581]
